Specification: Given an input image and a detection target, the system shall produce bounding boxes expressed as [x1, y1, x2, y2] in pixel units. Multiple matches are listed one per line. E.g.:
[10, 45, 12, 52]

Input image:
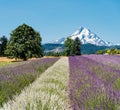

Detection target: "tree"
[64, 37, 81, 56]
[64, 38, 74, 56]
[96, 50, 104, 54]
[74, 37, 81, 55]
[0, 36, 8, 56]
[5, 24, 43, 61]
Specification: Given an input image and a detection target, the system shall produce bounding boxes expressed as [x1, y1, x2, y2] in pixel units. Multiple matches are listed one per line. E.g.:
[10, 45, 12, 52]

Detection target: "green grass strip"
[113, 78, 120, 90]
[0, 57, 70, 110]
[0, 62, 12, 67]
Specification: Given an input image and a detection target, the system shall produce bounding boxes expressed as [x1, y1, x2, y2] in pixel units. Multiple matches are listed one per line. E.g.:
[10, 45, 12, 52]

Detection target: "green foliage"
[0, 62, 12, 67]
[5, 24, 43, 61]
[0, 74, 35, 106]
[74, 37, 81, 55]
[64, 37, 81, 56]
[109, 48, 120, 54]
[96, 50, 105, 54]
[96, 48, 120, 54]
[113, 78, 120, 89]
[64, 38, 74, 56]
[0, 36, 8, 56]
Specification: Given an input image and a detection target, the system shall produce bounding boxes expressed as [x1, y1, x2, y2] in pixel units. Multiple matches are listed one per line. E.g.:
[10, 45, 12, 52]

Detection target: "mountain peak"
[48, 26, 113, 46]
[70, 27, 112, 46]
[71, 26, 84, 36]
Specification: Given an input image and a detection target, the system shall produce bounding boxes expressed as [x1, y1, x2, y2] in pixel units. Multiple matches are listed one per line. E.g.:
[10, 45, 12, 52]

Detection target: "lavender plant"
[0, 58, 70, 110]
[0, 58, 59, 107]
[84, 54, 120, 69]
[69, 56, 120, 110]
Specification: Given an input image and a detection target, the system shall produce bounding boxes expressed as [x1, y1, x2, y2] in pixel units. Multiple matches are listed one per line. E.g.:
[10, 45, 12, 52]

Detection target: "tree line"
[0, 24, 81, 60]
[96, 48, 120, 54]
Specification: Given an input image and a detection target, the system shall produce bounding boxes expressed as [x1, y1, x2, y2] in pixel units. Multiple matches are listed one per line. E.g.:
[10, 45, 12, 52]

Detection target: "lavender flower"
[69, 55, 120, 110]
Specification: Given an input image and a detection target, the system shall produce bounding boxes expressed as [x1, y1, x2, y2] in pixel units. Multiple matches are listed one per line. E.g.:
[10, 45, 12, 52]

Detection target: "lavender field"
[69, 55, 120, 110]
[0, 55, 120, 110]
[0, 58, 70, 110]
[0, 58, 59, 107]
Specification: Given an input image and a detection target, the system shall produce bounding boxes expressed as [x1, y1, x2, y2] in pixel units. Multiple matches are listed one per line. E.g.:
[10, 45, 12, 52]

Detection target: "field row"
[69, 55, 120, 110]
[0, 58, 59, 107]
[0, 55, 120, 110]
[0, 58, 70, 110]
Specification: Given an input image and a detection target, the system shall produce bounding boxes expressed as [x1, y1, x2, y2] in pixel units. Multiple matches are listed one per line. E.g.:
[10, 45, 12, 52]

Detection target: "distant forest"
[43, 43, 120, 55]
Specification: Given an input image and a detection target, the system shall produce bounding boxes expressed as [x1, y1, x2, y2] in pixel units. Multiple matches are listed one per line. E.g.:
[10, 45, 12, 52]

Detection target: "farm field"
[0, 55, 120, 110]
[0, 57, 70, 110]
[0, 57, 59, 107]
[69, 55, 120, 110]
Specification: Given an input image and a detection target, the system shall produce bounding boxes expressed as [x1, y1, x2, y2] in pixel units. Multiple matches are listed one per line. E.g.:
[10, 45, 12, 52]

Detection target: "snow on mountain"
[70, 26, 112, 46]
[49, 27, 113, 46]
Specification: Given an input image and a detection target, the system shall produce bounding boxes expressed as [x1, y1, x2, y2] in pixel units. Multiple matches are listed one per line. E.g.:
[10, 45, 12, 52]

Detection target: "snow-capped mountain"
[49, 27, 112, 46]
[70, 27, 112, 46]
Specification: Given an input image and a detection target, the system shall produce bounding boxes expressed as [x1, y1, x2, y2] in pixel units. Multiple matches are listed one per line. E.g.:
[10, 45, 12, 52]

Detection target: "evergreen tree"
[0, 36, 8, 56]
[5, 24, 43, 60]
[64, 38, 74, 56]
[74, 37, 81, 55]
[64, 37, 81, 56]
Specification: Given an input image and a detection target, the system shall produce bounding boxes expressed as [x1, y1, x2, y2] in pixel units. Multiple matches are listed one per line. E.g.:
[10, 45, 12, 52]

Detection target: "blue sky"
[0, 0, 120, 44]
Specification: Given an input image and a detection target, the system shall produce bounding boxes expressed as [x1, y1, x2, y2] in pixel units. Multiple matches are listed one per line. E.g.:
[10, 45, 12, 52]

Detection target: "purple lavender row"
[75, 55, 120, 83]
[0, 58, 59, 81]
[75, 55, 120, 98]
[78, 56, 120, 85]
[84, 54, 120, 67]
[69, 56, 105, 109]
[69, 56, 120, 110]
[74, 56, 120, 103]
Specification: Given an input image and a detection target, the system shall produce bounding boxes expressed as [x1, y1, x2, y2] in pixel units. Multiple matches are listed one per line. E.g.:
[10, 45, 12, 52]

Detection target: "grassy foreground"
[0, 57, 70, 110]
